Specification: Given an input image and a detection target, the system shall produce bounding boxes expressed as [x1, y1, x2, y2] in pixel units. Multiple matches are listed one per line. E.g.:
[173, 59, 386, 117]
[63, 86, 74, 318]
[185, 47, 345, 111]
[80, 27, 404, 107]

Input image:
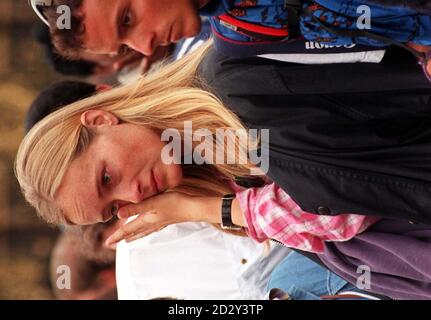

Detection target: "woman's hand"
[407, 43, 431, 81]
[105, 192, 222, 249]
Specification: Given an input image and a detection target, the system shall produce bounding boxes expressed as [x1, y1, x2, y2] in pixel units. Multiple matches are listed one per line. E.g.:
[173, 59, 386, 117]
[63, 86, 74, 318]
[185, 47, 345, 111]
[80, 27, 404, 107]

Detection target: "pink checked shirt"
[234, 182, 380, 254]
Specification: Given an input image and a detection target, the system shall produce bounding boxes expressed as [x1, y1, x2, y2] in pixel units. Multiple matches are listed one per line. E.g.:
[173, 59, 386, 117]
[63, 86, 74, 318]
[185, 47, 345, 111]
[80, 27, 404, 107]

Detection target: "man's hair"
[50, 229, 117, 300]
[69, 218, 118, 265]
[25, 81, 96, 133]
[34, 25, 96, 77]
[42, 0, 85, 59]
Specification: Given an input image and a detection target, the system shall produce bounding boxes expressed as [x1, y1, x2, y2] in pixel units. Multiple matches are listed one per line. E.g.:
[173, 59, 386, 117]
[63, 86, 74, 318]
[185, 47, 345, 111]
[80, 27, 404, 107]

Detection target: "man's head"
[50, 224, 118, 300]
[41, 0, 205, 59]
[69, 217, 122, 264]
[34, 24, 146, 77]
[25, 81, 97, 132]
[34, 24, 97, 77]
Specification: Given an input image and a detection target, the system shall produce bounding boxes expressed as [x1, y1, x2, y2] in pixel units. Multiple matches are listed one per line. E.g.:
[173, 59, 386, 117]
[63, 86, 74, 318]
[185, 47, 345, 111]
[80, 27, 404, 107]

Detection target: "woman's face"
[56, 110, 183, 226]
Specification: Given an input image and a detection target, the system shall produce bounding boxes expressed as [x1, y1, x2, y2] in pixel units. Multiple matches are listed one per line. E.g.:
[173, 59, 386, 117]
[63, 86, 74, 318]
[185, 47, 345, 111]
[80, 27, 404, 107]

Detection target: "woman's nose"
[116, 182, 143, 204]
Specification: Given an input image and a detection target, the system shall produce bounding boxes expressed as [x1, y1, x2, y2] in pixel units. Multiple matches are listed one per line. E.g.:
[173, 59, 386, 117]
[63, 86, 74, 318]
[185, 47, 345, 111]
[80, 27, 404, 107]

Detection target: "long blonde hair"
[15, 41, 262, 227]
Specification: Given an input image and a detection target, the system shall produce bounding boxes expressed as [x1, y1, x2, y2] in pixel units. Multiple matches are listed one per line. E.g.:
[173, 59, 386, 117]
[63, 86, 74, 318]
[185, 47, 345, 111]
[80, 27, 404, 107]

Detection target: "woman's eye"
[118, 44, 130, 56]
[102, 172, 112, 185]
[123, 10, 132, 27]
[111, 203, 119, 215]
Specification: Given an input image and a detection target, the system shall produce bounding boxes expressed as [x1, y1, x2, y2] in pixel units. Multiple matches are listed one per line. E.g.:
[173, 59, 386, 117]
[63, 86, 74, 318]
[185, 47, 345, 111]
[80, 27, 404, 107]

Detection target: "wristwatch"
[221, 194, 243, 231]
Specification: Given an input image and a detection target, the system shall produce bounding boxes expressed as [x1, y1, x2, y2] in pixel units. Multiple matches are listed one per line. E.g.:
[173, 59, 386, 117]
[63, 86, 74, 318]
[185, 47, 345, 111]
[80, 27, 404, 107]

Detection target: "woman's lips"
[151, 169, 160, 194]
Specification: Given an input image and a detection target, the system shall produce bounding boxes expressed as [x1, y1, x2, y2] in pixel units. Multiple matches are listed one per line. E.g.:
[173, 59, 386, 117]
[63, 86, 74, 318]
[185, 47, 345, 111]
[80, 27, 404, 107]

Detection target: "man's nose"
[125, 32, 156, 56]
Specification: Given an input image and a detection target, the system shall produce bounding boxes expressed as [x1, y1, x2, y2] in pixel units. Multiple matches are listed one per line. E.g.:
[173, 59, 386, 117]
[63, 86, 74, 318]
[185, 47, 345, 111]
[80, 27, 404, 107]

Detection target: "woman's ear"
[81, 110, 119, 129]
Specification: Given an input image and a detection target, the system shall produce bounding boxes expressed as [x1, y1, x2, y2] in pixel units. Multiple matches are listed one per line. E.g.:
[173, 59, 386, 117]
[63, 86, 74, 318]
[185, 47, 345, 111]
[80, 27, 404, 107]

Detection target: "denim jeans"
[268, 251, 362, 300]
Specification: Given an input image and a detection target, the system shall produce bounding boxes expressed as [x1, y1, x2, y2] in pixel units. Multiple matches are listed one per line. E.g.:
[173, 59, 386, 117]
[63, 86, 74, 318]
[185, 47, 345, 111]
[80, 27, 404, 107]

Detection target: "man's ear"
[80, 110, 119, 129]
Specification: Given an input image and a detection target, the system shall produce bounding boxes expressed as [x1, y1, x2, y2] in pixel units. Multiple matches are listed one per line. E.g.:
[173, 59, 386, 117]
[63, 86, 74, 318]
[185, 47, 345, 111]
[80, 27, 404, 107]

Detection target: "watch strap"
[221, 194, 242, 231]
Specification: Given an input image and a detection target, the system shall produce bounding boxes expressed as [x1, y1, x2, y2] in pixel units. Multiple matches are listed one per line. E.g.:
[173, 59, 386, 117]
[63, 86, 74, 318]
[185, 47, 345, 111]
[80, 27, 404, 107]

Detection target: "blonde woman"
[16, 43, 431, 253]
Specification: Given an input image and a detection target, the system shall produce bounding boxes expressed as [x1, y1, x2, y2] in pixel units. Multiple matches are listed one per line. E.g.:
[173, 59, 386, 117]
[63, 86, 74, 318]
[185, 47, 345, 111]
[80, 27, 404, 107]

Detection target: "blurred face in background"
[51, 218, 125, 300]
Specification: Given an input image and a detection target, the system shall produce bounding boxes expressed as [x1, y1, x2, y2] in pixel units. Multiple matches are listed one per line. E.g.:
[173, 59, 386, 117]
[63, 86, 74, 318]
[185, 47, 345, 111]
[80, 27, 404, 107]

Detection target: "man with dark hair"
[35, 0, 200, 59]
[25, 81, 97, 132]
[50, 219, 120, 300]
[38, 0, 85, 59]
[34, 24, 151, 80]
[31, 0, 431, 69]
[34, 24, 96, 77]
[26, 17, 214, 133]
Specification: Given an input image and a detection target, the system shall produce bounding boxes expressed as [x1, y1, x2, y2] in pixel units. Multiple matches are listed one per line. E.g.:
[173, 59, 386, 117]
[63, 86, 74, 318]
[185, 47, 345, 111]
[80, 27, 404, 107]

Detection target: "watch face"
[221, 224, 243, 231]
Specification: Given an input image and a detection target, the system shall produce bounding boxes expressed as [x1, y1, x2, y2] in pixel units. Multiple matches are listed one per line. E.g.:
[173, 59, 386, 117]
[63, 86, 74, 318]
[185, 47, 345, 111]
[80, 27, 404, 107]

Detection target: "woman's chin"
[169, 165, 183, 189]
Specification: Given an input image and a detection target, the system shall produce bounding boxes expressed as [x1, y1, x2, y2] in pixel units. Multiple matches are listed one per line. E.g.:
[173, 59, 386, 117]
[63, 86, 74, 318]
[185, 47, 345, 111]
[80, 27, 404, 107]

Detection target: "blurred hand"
[137, 45, 173, 74]
[407, 43, 431, 80]
[112, 51, 144, 72]
[92, 45, 173, 76]
[89, 51, 144, 76]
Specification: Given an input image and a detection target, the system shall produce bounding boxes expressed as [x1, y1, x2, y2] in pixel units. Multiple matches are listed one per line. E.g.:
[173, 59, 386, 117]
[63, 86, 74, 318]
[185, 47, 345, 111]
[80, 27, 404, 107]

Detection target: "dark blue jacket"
[200, 0, 431, 57]
[198, 46, 431, 224]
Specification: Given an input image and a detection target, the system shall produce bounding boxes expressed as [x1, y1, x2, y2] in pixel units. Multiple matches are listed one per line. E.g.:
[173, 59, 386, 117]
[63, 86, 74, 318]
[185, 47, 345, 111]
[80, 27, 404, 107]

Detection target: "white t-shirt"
[116, 222, 291, 300]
